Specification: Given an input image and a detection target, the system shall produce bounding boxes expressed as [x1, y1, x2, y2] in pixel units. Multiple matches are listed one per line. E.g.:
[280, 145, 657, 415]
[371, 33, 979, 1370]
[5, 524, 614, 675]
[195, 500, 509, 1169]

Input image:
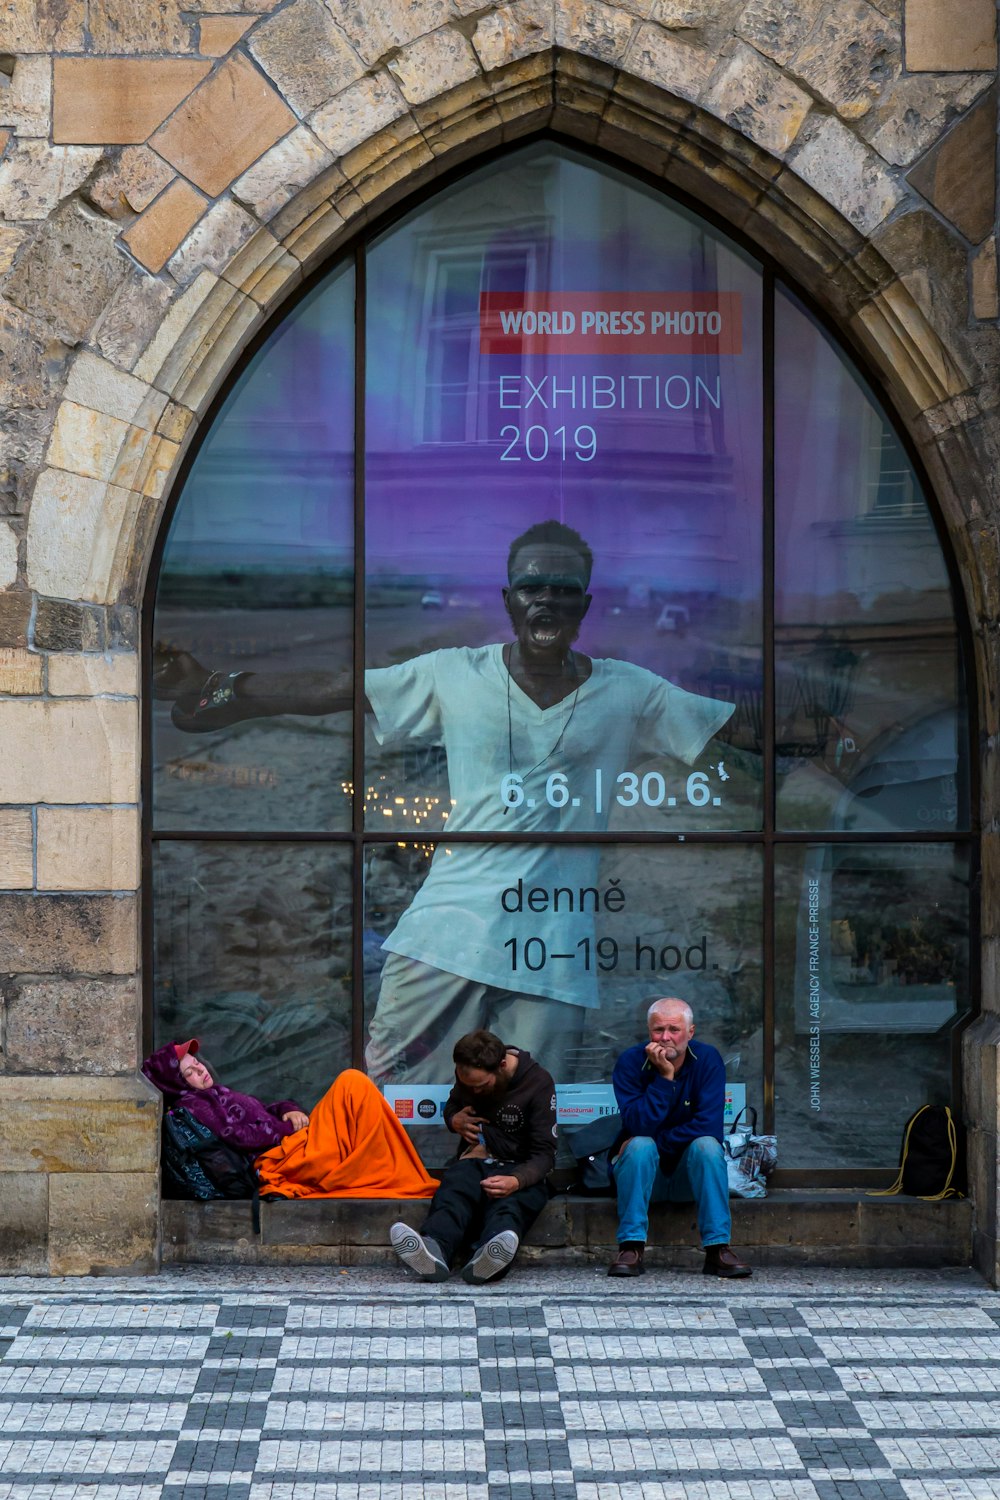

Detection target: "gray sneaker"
[390, 1222, 449, 1282]
[461, 1229, 519, 1284]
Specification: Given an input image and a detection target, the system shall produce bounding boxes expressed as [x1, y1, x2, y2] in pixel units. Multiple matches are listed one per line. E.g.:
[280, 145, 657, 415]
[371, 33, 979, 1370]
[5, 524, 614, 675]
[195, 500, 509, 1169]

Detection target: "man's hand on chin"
[645, 1042, 676, 1080]
[481, 1174, 519, 1198]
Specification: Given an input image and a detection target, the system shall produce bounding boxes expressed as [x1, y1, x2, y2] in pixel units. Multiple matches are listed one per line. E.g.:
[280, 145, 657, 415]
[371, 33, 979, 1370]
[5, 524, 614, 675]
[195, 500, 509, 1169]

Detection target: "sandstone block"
[326, 0, 451, 69]
[0, 700, 137, 803]
[0, 0, 85, 49]
[3, 975, 138, 1070]
[93, 272, 175, 373]
[0, 592, 30, 648]
[151, 52, 297, 197]
[704, 41, 811, 155]
[65, 353, 162, 433]
[625, 23, 717, 102]
[47, 653, 137, 698]
[199, 15, 254, 54]
[791, 0, 899, 121]
[233, 126, 334, 221]
[219, 225, 283, 293]
[0, 56, 52, 137]
[49, 1171, 159, 1275]
[169, 291, 258, 411]
[853, 280, 968, 413]
[309, 74, 408, 159]
[0, 519, 15, 589]
[0, 140, 102, 221]
[156, 401, 195, 444]
[112, 430, 178, 501]
[905, 0, 996, 71]
[0, 1173, 47, 1273]
[857, 72, 991, 167]
[122, 179, 208, 275]
[907, 88, 997, 244]
[5, 200, 128, 345]
[556, 0, 637, 65]
[972, 238, 999, 321]
[89, 0, 192, 53]
[36, 805, 138, 892]
[167, 198, 259, 284]
[390, 28, 482, 106]
[32, 600, 104, 653]
[0, 647, 41, 694]
[0, 808, 32, 890]
[788, 114, 905, 235]
[47, 402, 132, 485]
[53, 59, 211, 146]
[109, 606, 139, 651]
[240, 248, 302, 307]
[472, 0, 554, 70]
[133, 270, 219, 385]
[0, 891, 136, 977]
[87, 147, 176, 221]
[250, 0, 364, 117]
[735, 0, 824, 65]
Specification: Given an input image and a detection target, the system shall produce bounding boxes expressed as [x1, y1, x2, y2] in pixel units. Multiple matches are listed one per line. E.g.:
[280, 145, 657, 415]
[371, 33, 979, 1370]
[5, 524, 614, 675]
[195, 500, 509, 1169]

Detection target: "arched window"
[148, 140, 972, 1177]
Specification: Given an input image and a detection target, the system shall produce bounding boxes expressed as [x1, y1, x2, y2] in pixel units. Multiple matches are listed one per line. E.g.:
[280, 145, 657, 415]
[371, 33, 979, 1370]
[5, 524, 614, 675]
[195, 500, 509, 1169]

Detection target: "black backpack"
[871, 1104, 965, 1201]
[161, 1106, 259, 1201]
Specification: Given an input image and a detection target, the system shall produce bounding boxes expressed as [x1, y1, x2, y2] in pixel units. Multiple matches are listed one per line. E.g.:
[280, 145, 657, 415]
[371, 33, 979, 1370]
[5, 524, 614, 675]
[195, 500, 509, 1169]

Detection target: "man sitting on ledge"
[391, 1029, 556, 1284]
[608, 997, 752, 1279]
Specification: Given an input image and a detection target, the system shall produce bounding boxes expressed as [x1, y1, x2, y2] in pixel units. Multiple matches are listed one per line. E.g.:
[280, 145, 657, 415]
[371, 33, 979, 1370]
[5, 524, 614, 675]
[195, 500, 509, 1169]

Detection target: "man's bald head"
[646, 998, 693, 1028]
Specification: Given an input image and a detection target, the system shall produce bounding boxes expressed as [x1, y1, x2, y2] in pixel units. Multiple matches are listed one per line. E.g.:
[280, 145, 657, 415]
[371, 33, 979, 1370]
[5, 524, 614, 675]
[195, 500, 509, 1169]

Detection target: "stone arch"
[27, 50, 991, 644]
[7, 33, 999, 1278]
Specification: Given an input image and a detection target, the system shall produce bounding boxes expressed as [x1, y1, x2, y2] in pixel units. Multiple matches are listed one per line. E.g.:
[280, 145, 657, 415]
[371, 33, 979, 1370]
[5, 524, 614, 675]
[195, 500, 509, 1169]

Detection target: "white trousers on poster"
[365, 951, 587, 1086]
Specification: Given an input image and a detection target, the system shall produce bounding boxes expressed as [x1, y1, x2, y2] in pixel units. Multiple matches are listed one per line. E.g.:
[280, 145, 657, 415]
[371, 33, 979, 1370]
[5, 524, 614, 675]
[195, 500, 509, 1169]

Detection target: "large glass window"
[149, 141, 973, 1175]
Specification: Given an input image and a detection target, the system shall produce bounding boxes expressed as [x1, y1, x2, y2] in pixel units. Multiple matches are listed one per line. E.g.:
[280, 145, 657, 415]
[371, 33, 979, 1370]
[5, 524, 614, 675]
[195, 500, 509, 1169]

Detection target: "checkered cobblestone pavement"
[0, 1268, 998, 1500]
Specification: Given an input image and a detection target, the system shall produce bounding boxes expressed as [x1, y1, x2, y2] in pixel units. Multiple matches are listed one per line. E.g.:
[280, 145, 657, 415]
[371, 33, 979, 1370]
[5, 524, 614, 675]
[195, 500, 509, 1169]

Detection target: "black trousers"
[420, 1159, 549, 1264]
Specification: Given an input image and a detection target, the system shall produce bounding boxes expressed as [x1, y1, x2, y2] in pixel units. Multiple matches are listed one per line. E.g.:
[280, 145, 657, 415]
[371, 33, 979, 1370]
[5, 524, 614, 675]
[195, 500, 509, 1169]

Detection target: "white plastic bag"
[724, 1107, 777, 1199]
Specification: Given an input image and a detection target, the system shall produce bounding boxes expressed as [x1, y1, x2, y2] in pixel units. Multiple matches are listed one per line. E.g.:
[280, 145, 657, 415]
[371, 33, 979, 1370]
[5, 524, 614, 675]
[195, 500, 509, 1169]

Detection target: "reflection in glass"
[153, 842, 353, 1107]
[364, 142, 764, 833]
[774, 286, 966, 832]
[363, 840, 762, 1101]
[774, 843, 969, 1168]
[152, 265, 355, 833]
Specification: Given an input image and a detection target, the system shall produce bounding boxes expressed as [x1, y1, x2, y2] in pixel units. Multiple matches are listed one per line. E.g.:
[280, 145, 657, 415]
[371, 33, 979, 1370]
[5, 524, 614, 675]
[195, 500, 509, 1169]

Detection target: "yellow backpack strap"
[919, 1107, 964, 1200]
[867, 1105, 928, 1197]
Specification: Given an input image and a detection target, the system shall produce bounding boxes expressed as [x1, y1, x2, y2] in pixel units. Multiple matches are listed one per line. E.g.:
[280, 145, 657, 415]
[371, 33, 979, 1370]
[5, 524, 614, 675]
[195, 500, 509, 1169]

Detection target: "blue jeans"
[611, 1135, 731, 1247]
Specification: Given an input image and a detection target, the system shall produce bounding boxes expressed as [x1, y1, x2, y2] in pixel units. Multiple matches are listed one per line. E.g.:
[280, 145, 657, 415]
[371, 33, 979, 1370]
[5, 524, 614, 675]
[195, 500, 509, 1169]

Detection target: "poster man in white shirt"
[162, 520, 734, 1088]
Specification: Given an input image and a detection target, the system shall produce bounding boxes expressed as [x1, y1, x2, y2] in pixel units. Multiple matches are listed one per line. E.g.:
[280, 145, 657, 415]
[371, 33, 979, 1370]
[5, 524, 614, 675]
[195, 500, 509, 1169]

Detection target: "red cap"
[173, 1039, 200, 1060]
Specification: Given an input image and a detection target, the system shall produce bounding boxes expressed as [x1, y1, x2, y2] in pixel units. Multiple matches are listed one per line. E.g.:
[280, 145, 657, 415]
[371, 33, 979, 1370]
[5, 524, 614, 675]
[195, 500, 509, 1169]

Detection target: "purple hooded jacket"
[142, 1042, 305, 1156]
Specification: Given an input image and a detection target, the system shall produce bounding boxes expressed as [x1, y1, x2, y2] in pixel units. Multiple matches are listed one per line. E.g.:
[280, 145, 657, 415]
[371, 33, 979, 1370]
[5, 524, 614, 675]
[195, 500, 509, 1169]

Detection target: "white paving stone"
[0, 1270, 997, 1500]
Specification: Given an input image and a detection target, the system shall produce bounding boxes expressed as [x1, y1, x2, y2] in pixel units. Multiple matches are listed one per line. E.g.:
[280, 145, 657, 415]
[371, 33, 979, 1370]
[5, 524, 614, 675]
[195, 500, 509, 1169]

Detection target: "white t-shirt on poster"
[365, 644, 734, 1007]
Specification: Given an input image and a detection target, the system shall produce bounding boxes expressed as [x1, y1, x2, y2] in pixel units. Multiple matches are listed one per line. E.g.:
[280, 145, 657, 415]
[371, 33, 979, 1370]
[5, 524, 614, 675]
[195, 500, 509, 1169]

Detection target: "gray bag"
[566, 1112, 622, 1195]
[724, 1106, 777, 1198]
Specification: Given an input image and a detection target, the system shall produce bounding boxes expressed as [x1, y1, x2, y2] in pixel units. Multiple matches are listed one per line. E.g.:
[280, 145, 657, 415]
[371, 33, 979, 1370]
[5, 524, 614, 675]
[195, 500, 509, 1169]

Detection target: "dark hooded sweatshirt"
[442, 1047, 557, 1189]
[142, 1042, 305, 1156]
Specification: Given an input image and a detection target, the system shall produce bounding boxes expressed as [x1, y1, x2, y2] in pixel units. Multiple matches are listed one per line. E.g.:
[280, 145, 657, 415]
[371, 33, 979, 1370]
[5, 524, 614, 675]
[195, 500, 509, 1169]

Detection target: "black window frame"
[142, 131, 980, 1186]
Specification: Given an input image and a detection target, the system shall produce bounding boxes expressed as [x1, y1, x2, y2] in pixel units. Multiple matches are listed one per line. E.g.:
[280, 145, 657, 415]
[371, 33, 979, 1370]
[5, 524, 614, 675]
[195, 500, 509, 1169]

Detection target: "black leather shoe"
[703, 1244, 752, 1278]
[608, 1245, 645, 1277]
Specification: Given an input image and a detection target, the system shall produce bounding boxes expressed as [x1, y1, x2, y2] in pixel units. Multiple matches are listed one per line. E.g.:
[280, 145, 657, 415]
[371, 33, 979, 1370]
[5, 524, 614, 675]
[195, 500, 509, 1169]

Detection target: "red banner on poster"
[480, 292, 743, 355]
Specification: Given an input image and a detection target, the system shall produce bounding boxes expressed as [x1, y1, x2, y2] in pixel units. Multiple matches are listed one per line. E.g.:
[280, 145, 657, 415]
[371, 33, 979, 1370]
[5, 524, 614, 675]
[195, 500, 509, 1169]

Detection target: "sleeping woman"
[142, 1039, 438, 1200]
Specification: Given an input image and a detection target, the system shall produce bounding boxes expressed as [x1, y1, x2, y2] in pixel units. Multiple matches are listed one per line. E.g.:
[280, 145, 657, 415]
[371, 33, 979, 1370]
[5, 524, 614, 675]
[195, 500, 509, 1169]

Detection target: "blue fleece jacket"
[612, 1040, 726, 1172]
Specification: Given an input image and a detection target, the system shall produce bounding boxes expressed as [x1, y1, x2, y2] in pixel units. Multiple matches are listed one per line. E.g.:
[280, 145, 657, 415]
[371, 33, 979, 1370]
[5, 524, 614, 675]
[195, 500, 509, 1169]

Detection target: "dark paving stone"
[813, 1483, 909, 1500]
[170, 1439, 262, 1472]
[758, 1366, 849, 1394]
[776, 1397, 868, 1429]
[792, 1435, 893, 1469]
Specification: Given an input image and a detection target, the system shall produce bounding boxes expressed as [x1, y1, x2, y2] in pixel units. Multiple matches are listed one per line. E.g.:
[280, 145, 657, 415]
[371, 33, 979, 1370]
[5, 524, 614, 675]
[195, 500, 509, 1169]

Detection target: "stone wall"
[0, 0, 998, 1276]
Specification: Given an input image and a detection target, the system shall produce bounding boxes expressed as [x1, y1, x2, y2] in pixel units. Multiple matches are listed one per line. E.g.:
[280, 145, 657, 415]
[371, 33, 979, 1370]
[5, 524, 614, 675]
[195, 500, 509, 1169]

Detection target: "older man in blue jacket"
[607, 997, 752, 1278]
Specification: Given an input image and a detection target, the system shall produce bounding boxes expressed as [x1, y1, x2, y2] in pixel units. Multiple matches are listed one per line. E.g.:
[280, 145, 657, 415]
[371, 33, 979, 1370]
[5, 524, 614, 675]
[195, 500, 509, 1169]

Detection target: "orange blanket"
[254, 1068, 439, 1200]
